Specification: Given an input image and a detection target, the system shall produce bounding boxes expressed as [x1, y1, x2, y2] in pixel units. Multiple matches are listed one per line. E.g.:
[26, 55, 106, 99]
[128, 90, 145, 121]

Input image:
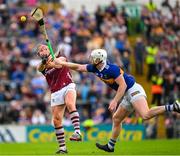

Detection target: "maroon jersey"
[42, 65, 73, 93]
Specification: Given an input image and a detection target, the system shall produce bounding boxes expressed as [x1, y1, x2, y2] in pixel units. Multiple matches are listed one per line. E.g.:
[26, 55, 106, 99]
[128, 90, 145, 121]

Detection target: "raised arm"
[54, 58, 88, 72]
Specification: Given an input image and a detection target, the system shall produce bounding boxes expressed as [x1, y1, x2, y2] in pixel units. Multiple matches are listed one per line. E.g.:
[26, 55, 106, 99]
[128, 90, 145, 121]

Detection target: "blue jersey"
[86, 63, 135, 91]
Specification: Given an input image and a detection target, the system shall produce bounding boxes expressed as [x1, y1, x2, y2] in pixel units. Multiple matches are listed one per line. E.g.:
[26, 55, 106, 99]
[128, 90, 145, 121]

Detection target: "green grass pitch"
[0, 139, 180, 155]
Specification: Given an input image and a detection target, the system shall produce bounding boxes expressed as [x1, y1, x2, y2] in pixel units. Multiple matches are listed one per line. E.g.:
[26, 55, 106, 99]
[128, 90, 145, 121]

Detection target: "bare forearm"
[113, 86, 126, 102]
[54, 58, 87, 72]
[46, 62, 62, 68]
[57, 61, 80, 70]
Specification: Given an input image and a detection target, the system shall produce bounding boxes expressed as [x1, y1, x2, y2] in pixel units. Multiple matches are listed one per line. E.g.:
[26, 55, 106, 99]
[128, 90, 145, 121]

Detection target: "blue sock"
[108, 138, 116, 149]
[165, 105, 173, 112]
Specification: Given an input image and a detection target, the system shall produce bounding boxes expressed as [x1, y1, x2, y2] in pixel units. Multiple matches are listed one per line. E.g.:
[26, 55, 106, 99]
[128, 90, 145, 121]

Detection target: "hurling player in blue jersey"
[52, 49, 180, 152]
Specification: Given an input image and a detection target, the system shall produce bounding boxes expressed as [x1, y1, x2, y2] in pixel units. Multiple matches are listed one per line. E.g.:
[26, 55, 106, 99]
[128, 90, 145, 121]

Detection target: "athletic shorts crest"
[131, 91, 140, 97]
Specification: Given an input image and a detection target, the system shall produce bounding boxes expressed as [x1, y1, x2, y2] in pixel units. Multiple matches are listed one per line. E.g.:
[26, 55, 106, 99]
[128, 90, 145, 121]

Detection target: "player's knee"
[66, 103, 76, 112]
[66, 102, 76, 112]
[65, 91, 76, 111]
[112, 115, 122, 126]
[53, 115, 62, 127]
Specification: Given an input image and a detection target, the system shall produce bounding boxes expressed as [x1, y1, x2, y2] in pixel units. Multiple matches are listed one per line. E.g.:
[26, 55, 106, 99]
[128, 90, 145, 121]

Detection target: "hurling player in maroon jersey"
[37, 44, 82, 154]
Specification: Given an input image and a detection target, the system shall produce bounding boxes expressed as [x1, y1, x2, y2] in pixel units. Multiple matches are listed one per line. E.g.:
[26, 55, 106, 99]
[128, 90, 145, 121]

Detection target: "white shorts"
[51, 83, 76, 107]
[119, 83, 147, 112]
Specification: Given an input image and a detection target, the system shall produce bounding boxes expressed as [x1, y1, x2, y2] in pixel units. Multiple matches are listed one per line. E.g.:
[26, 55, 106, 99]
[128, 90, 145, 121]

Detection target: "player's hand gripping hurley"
[31, 8, 55, 60]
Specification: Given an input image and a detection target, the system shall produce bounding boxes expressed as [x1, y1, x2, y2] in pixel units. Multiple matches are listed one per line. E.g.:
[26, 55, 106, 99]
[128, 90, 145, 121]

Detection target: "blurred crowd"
[0, 0, 179, 138]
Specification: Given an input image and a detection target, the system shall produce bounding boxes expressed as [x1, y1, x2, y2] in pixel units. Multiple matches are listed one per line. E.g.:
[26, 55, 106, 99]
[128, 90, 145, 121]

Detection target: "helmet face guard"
[89, 55, 102, 65]
[90, 49, 107, 65]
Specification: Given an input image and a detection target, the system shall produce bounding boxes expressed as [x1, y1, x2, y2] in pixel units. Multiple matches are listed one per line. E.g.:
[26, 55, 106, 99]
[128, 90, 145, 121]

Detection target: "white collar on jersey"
[98, 61, 107, 72]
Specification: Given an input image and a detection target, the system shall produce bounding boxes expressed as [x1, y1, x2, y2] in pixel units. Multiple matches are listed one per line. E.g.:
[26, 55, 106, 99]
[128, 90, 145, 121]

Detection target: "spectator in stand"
[162, 68, 176, 103]
[56, 37, 72, 59]
[106, 1, 118, 17]
[95, 5, 104, 33]
[115, 33, 128, 56]
[122, 51, 130, 73]
[31, 109, 46, 124]
[146, 42, 158, 81]
[134, 37, 145, 75]
[145, 0, 157, 12]
[151, 74, 163, 106]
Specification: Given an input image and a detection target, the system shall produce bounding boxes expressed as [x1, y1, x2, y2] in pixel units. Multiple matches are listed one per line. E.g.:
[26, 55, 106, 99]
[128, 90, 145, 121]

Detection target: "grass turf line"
[0, 139, 180, 155]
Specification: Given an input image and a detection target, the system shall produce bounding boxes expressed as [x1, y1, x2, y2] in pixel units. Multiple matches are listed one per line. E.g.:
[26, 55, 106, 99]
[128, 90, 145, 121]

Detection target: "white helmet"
[90, 49, 107, 65]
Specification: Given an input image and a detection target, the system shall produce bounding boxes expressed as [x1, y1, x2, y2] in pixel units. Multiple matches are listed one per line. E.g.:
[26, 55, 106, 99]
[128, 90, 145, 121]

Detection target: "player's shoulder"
[107, 63, 120, 70]
[57, 55, 66, 59]
[105, 63, 121, 78]
[105, 63, 119, 74]
[56, 52, 67, 60]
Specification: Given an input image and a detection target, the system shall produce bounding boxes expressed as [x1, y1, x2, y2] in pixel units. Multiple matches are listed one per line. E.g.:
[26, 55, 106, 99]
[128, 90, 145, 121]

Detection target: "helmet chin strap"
[94, 60, 107, 71]
[94, 60, 103, 67]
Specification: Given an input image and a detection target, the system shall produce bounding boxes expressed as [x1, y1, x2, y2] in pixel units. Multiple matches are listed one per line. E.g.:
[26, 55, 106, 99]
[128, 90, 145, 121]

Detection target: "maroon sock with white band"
[54, 126, 66, 151]
[70, 111, 81, 134]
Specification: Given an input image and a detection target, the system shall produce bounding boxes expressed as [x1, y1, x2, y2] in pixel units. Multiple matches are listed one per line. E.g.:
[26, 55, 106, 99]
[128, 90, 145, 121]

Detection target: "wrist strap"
[38, 19, 44, 26]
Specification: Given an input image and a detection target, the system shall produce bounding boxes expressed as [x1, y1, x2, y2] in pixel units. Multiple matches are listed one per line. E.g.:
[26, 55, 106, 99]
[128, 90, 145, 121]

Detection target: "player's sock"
[70, 110, 81, 134]
[165, 101, 180, 113]
[165, 104, 174, 112]
[107, 138, 116, 150]
[54, 126, 66, 151]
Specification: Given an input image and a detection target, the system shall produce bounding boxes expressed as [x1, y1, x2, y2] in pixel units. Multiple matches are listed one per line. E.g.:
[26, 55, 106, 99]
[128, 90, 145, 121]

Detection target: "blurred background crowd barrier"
[0, 0, 179, 142]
